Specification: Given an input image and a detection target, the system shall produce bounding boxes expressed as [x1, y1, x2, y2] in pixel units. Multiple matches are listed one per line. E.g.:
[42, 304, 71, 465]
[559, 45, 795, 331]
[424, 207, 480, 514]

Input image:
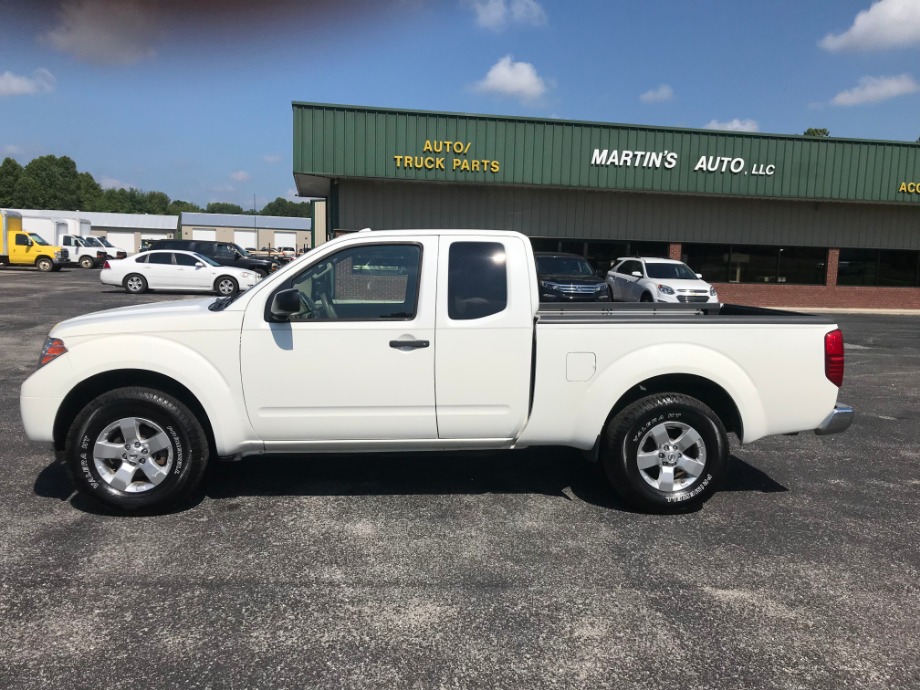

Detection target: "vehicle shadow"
[34, 448, 787, 516]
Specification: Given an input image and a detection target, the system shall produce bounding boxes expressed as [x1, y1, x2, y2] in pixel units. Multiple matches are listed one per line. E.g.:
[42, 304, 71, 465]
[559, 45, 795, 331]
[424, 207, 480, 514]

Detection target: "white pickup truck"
[20, 229, 852, 513]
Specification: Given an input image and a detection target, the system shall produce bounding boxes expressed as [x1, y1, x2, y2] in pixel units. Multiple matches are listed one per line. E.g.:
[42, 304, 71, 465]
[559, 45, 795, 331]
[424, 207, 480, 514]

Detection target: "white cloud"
[830, 74, 920, 105]
[0, 69, 56, 97]
[41, 0, 161, 65]
[474, 55, 548, 101]
[640, 84, 674, 103]
[470, 0, 546, 30]
[230, 170, 251, 182]
[820, 0, 920, 52]
[704, 119, 760, 132]
[2, 144, 25, 157]
[99, 176, 131, 190]
[263, 154, 283, 164]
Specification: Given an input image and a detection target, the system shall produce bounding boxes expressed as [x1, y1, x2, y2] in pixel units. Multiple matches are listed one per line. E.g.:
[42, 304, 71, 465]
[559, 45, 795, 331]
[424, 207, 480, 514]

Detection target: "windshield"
[234, 244, 251, 256]
[97, 237, 115, 247]
[193, 252, 221, 266]
[28, 233, 50, 246]
[536, 256, 596, 277]
[645, 262, 699, 280]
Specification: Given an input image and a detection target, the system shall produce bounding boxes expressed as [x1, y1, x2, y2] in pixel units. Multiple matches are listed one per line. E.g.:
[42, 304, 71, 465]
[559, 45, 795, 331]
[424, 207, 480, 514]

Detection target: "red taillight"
[825, 329, 844, 387]
[38, 337, 67, 368]
[102, 260, 111, 269]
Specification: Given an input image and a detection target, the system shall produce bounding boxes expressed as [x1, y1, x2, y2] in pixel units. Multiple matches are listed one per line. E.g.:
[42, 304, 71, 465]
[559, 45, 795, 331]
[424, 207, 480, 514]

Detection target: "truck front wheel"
[79, 255, 95, 269]
[64, 387, 210, 512]
[36, 257, 53, 272]
[602, 393, 728, 513]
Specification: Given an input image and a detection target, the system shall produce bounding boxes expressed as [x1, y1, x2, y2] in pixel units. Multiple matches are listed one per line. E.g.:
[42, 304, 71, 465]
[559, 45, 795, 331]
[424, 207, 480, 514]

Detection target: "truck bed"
[536, 302, 837, 325]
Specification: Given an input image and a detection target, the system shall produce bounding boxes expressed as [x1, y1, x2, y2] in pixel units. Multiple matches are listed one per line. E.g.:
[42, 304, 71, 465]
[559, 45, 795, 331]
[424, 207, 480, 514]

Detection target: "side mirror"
[195, 261, 205, 268]
[631, 271, 642, 278]
[696, 273, 703, 279]
[270, 288, 304, 320]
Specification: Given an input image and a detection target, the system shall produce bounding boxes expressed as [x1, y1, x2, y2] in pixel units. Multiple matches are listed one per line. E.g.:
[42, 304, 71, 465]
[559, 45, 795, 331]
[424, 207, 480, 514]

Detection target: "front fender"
[22, 334, 259, 456]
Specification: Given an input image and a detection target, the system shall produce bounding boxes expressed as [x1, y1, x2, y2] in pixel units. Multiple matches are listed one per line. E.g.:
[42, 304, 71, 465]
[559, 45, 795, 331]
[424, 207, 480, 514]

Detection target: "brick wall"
[668, 243, 920, 310]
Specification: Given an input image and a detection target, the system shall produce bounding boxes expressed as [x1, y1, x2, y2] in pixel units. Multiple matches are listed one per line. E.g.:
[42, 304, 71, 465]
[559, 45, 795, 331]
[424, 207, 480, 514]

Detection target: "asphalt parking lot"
[1, 266, 919, 689]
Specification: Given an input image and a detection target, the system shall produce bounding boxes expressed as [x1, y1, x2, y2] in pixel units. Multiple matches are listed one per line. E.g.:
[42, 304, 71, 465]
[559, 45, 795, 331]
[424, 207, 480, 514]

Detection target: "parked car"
[607, 257, 719, 303]
[100, 249, 260, 295]
[149, 239, 279, 277]
[535, 252, 610, 302]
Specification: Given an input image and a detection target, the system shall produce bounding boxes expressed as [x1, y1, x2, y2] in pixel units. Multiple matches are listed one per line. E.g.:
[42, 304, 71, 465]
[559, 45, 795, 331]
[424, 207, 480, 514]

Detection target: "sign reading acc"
[899, 182, 920, 194]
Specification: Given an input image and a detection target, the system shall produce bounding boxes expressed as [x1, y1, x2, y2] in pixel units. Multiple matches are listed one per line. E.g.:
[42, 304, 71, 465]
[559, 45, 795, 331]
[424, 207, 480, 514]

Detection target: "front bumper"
[815, 404, 854, 436]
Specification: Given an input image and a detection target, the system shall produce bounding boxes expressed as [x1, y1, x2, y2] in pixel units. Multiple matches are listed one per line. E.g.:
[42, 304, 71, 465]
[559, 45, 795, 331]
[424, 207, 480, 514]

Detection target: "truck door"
[434, 236, 534, 441]
[240, 237, 438, 442]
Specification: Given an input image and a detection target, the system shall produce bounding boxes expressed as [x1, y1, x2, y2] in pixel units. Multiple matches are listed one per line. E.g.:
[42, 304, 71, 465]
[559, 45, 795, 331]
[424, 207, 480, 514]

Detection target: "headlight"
[710, 286, 717, 296]
[595, 283, 607, 291]
[657, 284, 675, 295]
[240, 272, 254, 279]
[540, 280, 560, 290]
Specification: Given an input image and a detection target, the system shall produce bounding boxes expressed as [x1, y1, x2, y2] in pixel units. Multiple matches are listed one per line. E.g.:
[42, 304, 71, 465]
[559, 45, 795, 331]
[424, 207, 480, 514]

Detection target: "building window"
[837, 248, 920, 287]
[530, 238, 668, 272]
[682, 244, 827, 285]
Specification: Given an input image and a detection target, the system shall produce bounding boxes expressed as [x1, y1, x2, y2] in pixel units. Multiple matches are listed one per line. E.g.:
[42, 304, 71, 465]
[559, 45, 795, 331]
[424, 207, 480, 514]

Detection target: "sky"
[1, 0, 919, 210]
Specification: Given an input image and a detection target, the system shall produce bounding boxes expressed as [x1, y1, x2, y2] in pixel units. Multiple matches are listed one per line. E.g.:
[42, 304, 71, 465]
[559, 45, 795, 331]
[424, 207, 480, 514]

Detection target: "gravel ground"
[1, 266, 918, 689]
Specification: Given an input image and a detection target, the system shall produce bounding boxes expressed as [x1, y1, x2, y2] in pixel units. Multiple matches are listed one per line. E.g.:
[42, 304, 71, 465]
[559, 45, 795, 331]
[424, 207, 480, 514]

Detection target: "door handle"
[389, 339, 430, 350]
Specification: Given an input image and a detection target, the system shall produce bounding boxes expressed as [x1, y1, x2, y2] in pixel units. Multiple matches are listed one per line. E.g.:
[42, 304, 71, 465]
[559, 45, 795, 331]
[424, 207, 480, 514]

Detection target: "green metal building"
[293, 102, 920, 309]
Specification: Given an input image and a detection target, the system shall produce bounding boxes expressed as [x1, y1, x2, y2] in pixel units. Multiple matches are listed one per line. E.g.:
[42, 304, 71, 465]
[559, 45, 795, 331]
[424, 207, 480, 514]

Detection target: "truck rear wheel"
[36, 257, 53, 272]
[602, 393, 728, 513]
[64, 387, 210, 512]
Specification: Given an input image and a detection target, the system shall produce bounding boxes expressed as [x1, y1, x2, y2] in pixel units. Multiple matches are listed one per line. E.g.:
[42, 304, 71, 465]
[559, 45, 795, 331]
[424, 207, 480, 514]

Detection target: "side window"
[134, 254, 149, 264]
[448, 242, 507, 320]
[15, 234, 30, 246]
[174, 253, 198, 266]
[289, 243, 421, 321]
[619, 260, 638, 276]
[148, 252, 173, 265]
[215, 244, 235, 259]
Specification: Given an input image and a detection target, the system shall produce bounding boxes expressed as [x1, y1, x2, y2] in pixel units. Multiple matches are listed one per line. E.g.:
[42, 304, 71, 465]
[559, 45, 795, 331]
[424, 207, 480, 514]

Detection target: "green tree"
[206, 202, 245, 214]
[803, 128, 830, 137]
[76, 171, 102, 210]
[17, 155, 84, 209]
[260, 196, 312, 217]
[0, 157, 23, 206]
[167, 199, 203, 215]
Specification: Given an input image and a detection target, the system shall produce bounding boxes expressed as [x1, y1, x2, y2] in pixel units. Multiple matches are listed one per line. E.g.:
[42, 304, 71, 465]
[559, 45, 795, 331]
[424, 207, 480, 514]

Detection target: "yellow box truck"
[1, 209, 70, 271]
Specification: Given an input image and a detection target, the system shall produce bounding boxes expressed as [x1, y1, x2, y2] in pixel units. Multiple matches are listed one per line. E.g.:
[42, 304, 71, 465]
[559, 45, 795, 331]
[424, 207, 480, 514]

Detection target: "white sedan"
[100, 250, 260, 295]
[607, 257, 719, 304]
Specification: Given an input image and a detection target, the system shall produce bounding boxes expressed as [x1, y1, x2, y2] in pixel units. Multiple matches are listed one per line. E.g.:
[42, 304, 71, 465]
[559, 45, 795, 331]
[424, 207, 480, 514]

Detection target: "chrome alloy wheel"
[125, 275, 145, 293]
[635, 420, 707, 492]
[92, 417, 173, 493]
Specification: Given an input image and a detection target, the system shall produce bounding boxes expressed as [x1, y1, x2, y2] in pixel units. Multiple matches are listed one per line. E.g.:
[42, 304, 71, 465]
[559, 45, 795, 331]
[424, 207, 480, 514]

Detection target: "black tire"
[124, 273, 147, 294]
[215, 275, 238, 295]
[64, 387, 210, 512]
[36, 257, 53, 272]
[254, 268, 267, 278]
[79, 255, 95, 269]
[639, 292, 654, 303]
[602, 393, 728, 513]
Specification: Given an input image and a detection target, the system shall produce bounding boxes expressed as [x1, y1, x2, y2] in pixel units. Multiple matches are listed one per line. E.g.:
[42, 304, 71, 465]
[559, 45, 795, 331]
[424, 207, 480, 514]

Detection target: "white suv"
[607, 257, 719, 304]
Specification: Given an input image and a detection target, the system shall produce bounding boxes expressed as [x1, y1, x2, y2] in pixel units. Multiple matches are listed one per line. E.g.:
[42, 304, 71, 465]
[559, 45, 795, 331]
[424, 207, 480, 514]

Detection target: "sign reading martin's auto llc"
[589, 148, 776, 177]
[293, 102, 920, 204]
